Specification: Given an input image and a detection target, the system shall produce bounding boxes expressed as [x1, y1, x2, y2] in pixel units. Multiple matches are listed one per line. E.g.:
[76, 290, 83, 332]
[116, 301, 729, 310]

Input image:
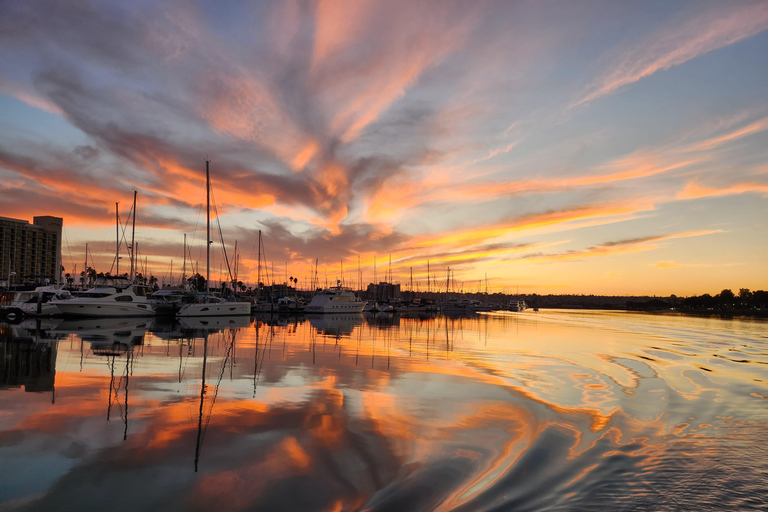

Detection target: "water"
[1, 310, 767, 511]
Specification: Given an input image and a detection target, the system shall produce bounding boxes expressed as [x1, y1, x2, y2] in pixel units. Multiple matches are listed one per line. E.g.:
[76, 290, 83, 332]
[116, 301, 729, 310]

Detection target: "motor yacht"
[305, 283, 365, 314]
[51, 277, 154, 317]
[176, 293, 251, 317]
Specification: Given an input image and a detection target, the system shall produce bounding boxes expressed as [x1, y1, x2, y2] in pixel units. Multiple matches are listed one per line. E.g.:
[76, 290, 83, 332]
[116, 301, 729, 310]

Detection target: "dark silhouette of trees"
[680, 288, 767, 311]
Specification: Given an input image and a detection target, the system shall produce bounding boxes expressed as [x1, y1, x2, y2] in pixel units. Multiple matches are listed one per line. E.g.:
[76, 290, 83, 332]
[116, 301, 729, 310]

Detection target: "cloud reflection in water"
[1, 310, 767, 511]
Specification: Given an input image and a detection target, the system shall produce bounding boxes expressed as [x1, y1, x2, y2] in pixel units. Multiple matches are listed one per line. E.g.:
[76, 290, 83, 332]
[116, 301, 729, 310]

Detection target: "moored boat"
[305, 283, 365, 314]
[177, 293, 251, 317]
[19, 286, 74, 317]
[51, 277, 154, 317]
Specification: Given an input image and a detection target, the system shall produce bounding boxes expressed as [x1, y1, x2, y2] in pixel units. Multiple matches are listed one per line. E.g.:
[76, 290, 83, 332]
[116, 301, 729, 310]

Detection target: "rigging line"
[62, 228, 76, 278]
[209, 184, 236, 287]
[259, 233, 270, 286]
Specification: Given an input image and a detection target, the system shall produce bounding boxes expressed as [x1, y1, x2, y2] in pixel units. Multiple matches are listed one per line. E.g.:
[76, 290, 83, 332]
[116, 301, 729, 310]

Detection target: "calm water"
[1, 310, 767, 511]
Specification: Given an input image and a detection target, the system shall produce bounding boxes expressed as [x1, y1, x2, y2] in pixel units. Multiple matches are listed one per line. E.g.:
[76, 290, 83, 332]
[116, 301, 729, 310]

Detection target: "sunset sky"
[1, 0, 767, 295]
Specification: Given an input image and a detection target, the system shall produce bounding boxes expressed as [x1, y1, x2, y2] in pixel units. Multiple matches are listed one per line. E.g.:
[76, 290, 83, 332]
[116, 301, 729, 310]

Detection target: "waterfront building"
[0, 216, 63, 288]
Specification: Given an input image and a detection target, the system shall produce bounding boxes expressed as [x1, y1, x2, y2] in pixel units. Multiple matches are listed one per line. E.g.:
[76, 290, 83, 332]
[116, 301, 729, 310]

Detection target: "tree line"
[627, 288, 768, 312]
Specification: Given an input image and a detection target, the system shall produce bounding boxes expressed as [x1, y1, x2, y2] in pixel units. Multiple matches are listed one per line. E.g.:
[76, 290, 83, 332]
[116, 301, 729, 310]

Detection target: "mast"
[115, 202, 119, 277]
[206, 160, 210, 294]
[257, 230, 262, 298]
[182, 234, 187, 290]
[130, 190, 136, 282]
[232, 240, 238, 295]
[83, 243, 88, 289]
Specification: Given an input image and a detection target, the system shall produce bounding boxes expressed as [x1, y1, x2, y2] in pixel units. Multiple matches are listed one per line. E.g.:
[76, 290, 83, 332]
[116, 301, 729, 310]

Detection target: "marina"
[2, 2, 767, 510]
[1, 310, 766, 510]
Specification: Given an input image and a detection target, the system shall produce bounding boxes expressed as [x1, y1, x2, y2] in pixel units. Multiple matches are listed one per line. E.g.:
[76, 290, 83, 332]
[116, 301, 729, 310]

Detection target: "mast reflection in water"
[0, 310, 766, 510]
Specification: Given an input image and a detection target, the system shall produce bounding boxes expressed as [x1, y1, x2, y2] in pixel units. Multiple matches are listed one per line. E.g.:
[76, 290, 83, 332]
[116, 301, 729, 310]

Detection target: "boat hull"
[305, 303, 365, 314]
[54, 302, 154, 317]
[177, 302, 250, 317]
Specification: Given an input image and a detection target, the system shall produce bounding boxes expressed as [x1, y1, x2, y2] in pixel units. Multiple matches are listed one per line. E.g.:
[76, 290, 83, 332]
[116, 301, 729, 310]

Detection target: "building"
[0, 216, 63, 288]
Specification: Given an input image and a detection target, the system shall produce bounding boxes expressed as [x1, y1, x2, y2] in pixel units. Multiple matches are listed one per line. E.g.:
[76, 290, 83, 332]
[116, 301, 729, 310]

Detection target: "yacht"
[19, 286, 74, 317]
[51, 277, 154, 317]
[305, 283, 366, 314]
[177, 293, 251, 317]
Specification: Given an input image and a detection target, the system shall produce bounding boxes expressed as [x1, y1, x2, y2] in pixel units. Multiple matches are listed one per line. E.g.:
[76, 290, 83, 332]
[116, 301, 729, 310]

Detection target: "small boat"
[12, 286, 74, 317]
[277, 296, 304, 314]
[509, 300, 527, 312]
[305, 282, 365, 314]
[148, 288, 186, 316]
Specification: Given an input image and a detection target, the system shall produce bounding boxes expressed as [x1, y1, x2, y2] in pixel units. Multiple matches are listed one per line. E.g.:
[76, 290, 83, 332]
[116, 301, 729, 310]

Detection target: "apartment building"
[0, 216, 63, 287]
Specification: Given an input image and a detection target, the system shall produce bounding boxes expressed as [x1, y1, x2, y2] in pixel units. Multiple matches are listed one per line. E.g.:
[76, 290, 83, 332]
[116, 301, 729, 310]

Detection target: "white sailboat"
[177, 160, 250, 317]
[52, 193, 154, 317]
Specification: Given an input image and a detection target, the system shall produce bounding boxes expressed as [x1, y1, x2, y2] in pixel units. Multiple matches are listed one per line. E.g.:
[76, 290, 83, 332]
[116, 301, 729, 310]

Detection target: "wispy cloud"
[0, 79, 64, 115]
[574, 3, 768, 106]
[677, 180, 768, 200]
[522, 230, 723, 263]
[684, 116, 768, 152]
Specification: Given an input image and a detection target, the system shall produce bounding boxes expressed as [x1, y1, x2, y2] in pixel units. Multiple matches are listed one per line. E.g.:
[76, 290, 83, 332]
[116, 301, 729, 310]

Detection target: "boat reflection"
[307, 313, 364, 337]
[178, 315, 250, 331]
[52, 317, 148, 356]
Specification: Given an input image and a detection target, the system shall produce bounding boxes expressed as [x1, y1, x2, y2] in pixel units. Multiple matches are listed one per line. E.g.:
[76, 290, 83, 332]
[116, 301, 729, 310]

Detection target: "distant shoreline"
[538, 306, 768, 319]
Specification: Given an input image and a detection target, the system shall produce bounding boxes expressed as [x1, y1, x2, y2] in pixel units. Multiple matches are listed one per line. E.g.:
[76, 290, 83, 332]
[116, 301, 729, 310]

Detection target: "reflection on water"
[1, 311, 767, 510]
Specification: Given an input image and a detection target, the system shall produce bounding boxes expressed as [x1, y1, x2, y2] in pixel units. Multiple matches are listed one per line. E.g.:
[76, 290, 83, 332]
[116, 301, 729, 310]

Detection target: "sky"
[1, 0, 767, 296]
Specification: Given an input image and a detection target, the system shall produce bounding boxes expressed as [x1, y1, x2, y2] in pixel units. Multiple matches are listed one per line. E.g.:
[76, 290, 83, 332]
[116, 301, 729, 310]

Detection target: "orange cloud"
[311, 0, 371, 68]
[677, 180, 768, 200]
[290, 139, 321, 171]
[411, 203, 649, 251]
[652, 260, 714, 269]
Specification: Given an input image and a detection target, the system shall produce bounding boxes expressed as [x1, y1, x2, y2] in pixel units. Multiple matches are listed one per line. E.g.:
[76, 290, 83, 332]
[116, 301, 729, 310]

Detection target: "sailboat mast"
[257, 230, 262, 297]
[130, 191, 136, 282]
[83, 243, 88, 289]
[206, 160, 210, 294]
[115, 202, 119, 276]
[182, 234, 187, 289]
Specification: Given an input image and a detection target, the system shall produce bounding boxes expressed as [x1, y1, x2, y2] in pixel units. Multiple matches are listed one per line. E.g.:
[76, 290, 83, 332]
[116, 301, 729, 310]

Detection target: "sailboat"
[177, 160, 250, 317]
[52, 192, 155, 317]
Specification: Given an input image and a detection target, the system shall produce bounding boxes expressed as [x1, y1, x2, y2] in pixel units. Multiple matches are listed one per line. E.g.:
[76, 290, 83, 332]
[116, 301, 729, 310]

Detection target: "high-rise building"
[0, 216, 63, 288]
